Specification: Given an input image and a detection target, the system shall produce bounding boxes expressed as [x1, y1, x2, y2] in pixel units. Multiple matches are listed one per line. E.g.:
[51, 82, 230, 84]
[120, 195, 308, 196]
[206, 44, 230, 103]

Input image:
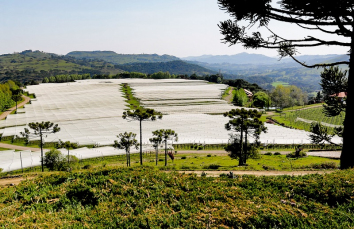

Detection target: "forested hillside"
[67, 51, 180, 64]
[0, 50, 124, 83]
[116, 60, 216, 75]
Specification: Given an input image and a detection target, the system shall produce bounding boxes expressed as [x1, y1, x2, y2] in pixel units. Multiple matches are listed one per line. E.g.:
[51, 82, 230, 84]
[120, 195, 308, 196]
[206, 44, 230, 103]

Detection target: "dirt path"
[176, 170, 334, 177]
[0, 142, 41, 151]
[0, 175, 36, 187]
[223, 87, 234, 103]
[0, 95, 31, 120]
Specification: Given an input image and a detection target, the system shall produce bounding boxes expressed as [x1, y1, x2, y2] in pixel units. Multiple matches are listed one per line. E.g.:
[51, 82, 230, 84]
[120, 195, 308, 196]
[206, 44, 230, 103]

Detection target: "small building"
[243, 89, 253, 101]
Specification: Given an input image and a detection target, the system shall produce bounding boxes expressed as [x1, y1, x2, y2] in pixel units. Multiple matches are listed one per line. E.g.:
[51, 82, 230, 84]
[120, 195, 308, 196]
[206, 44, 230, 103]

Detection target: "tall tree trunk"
[340, 33, 354, 169]
[244, 130, 248, 165]
[139, 119, 143, 165]
[165, 139, 167, 166]
[40, 128, 44, 172]
[156, 146, 158, 166]
[126, 149, 129, 167]
[239, 127, 244, 166]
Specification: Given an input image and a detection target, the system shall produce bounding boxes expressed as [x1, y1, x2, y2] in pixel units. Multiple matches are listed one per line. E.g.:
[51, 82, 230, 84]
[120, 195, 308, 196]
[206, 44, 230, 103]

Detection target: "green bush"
[274, 152, 281, 155]
[181, 156, 187, 159]
[287, 151, 307, 158]
[83, 164, 93, 170]
[207, 154, 212, 157]
[203, 164, 221, 170]
[264, 152, 273, 156]
[310, 162, 338, 169]
[44, 149, 79, 171]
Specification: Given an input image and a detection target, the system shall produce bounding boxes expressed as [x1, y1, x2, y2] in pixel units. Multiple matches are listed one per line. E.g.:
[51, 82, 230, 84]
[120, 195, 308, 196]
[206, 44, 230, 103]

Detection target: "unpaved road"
[0, 95, 31, 120]
[0, 175, 36, 187]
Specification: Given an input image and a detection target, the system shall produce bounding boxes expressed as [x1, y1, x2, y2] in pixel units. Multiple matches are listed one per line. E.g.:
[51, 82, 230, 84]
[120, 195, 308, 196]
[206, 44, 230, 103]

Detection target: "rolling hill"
[66, 51, 180, 64]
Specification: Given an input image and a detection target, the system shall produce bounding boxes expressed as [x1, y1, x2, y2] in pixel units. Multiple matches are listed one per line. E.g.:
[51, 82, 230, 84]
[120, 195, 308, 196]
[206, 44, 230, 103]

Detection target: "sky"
[0, 0, 350, 58]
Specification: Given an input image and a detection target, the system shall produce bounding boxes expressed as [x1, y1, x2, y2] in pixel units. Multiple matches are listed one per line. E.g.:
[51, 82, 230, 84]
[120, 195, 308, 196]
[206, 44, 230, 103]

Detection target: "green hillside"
[67, 51, 180, 64]
[116, 60, 216, 75]
[0, 50, 124, 83]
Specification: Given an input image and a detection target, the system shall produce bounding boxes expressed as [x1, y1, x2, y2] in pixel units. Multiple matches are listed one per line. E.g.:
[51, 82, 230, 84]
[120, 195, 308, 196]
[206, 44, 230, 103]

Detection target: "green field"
[271, 81, 290, 87]
[269, 105, 345, 133]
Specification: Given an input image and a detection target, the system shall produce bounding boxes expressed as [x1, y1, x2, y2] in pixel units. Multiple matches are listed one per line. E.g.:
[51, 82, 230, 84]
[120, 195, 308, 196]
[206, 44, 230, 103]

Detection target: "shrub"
[264, 152, 273, 156]
[43, 149, 65, 171]
[274, 152, 281, 155]
[0, 167, 3, 173]
[287, 151, 307, 158]
[158, 159, 164, 161]
[83, 164, 93, 169]
[310, 162, 338, 169]
[181, 156, 187, 159]
[262, 165, 276, 170]
[203, 164, 221, 170]
[207, 154, 212, 157]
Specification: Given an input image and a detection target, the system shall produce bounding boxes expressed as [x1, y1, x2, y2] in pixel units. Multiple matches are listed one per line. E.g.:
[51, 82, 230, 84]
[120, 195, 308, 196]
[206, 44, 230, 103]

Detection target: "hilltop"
[0, 50, 124, 83]
[67, 51, 180, 64]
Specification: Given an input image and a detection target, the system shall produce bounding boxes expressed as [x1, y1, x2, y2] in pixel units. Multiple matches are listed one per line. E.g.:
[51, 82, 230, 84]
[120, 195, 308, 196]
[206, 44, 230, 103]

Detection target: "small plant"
[203, 164, 221, 170]
[158, 159, 164, 161]
[207, 154, 212, 157]
[287, 151, 307, 158]
[83, 164, 93, 169]
[264, 152, 273, 156]
[201, 171, 207, 177]
[181, 156, 187, 159]
[262, 165, 276, 170]
[274, 152, 281, 155]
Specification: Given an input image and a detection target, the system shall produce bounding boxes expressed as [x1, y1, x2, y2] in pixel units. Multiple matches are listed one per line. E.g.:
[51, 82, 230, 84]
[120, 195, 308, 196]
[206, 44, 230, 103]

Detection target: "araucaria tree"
[149, 130, 164, 166]
[218, 0, 353, 169]
[224, 108, 266, 166]
[20, 121, 60, 172]
[113, 132, 139, 167]
[57, 140, 78, 165]
[122, 108, 163, 165]
[159, 129, 178, 166]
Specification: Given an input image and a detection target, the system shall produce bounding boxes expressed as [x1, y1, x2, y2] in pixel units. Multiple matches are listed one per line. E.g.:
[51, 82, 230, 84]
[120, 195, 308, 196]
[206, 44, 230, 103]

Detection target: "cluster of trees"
[217, 0, 352, 169]
[269, 85, 308, 109]
[42, 74, 91, 83]
[0, 80, 22, 112]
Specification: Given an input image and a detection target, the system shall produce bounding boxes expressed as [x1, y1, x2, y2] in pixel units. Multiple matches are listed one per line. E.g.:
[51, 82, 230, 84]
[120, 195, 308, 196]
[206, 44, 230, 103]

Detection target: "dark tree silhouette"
[218, 0, 353, 169]
[149, 130, 164, 166]
[224, 108, 267, 166]
[113, 132, 139, 167]
[20, 121, 60, 172]
[160, 129, 178, 166]
[57, 140, 78, 165]
[122, 108, 162, 165]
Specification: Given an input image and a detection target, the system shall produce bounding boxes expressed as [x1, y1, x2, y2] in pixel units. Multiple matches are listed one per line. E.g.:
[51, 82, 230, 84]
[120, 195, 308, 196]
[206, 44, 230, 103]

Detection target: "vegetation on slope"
[67, 51, 180, 64]
[1, 167, 354, 228]
[0, 50, 124, 83]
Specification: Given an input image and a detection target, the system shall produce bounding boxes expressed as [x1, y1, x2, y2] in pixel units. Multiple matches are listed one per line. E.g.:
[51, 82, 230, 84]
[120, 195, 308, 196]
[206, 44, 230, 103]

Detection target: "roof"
[243, 89, 253, 97]
[330, 92, 347, 98]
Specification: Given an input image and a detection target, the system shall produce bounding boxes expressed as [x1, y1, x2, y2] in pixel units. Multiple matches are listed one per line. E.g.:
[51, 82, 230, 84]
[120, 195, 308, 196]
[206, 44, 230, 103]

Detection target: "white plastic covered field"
[0, 79, 341, 171]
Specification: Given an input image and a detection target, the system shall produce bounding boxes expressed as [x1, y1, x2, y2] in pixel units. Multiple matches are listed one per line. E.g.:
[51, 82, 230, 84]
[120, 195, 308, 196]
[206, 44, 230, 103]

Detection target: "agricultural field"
[271, 106, 345, 133]
[1, 166, 354, 228]
[0, 79, 342, 172]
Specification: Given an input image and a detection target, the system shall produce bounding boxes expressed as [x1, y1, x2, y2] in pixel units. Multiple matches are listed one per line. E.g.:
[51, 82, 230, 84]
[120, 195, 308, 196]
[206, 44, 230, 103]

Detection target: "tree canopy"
[218, 0, 353, 168]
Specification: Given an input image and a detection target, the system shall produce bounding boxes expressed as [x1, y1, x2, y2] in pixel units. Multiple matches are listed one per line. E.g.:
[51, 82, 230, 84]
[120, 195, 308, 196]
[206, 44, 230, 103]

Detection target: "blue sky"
[0, 0, 350, 57]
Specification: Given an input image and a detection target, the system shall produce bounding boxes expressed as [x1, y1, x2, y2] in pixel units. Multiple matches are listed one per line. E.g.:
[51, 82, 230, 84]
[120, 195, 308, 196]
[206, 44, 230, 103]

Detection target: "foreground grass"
[1, 166, 354, 228]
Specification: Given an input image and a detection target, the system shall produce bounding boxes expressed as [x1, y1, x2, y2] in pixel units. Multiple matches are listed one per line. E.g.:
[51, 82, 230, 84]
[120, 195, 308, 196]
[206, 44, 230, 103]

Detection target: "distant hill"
[67, 51, 180, 65]
[0, 50, 124, 83]
[182, 52, 278, 65]
[182, 53, 349, 92]
[116, 60, 216, 75]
